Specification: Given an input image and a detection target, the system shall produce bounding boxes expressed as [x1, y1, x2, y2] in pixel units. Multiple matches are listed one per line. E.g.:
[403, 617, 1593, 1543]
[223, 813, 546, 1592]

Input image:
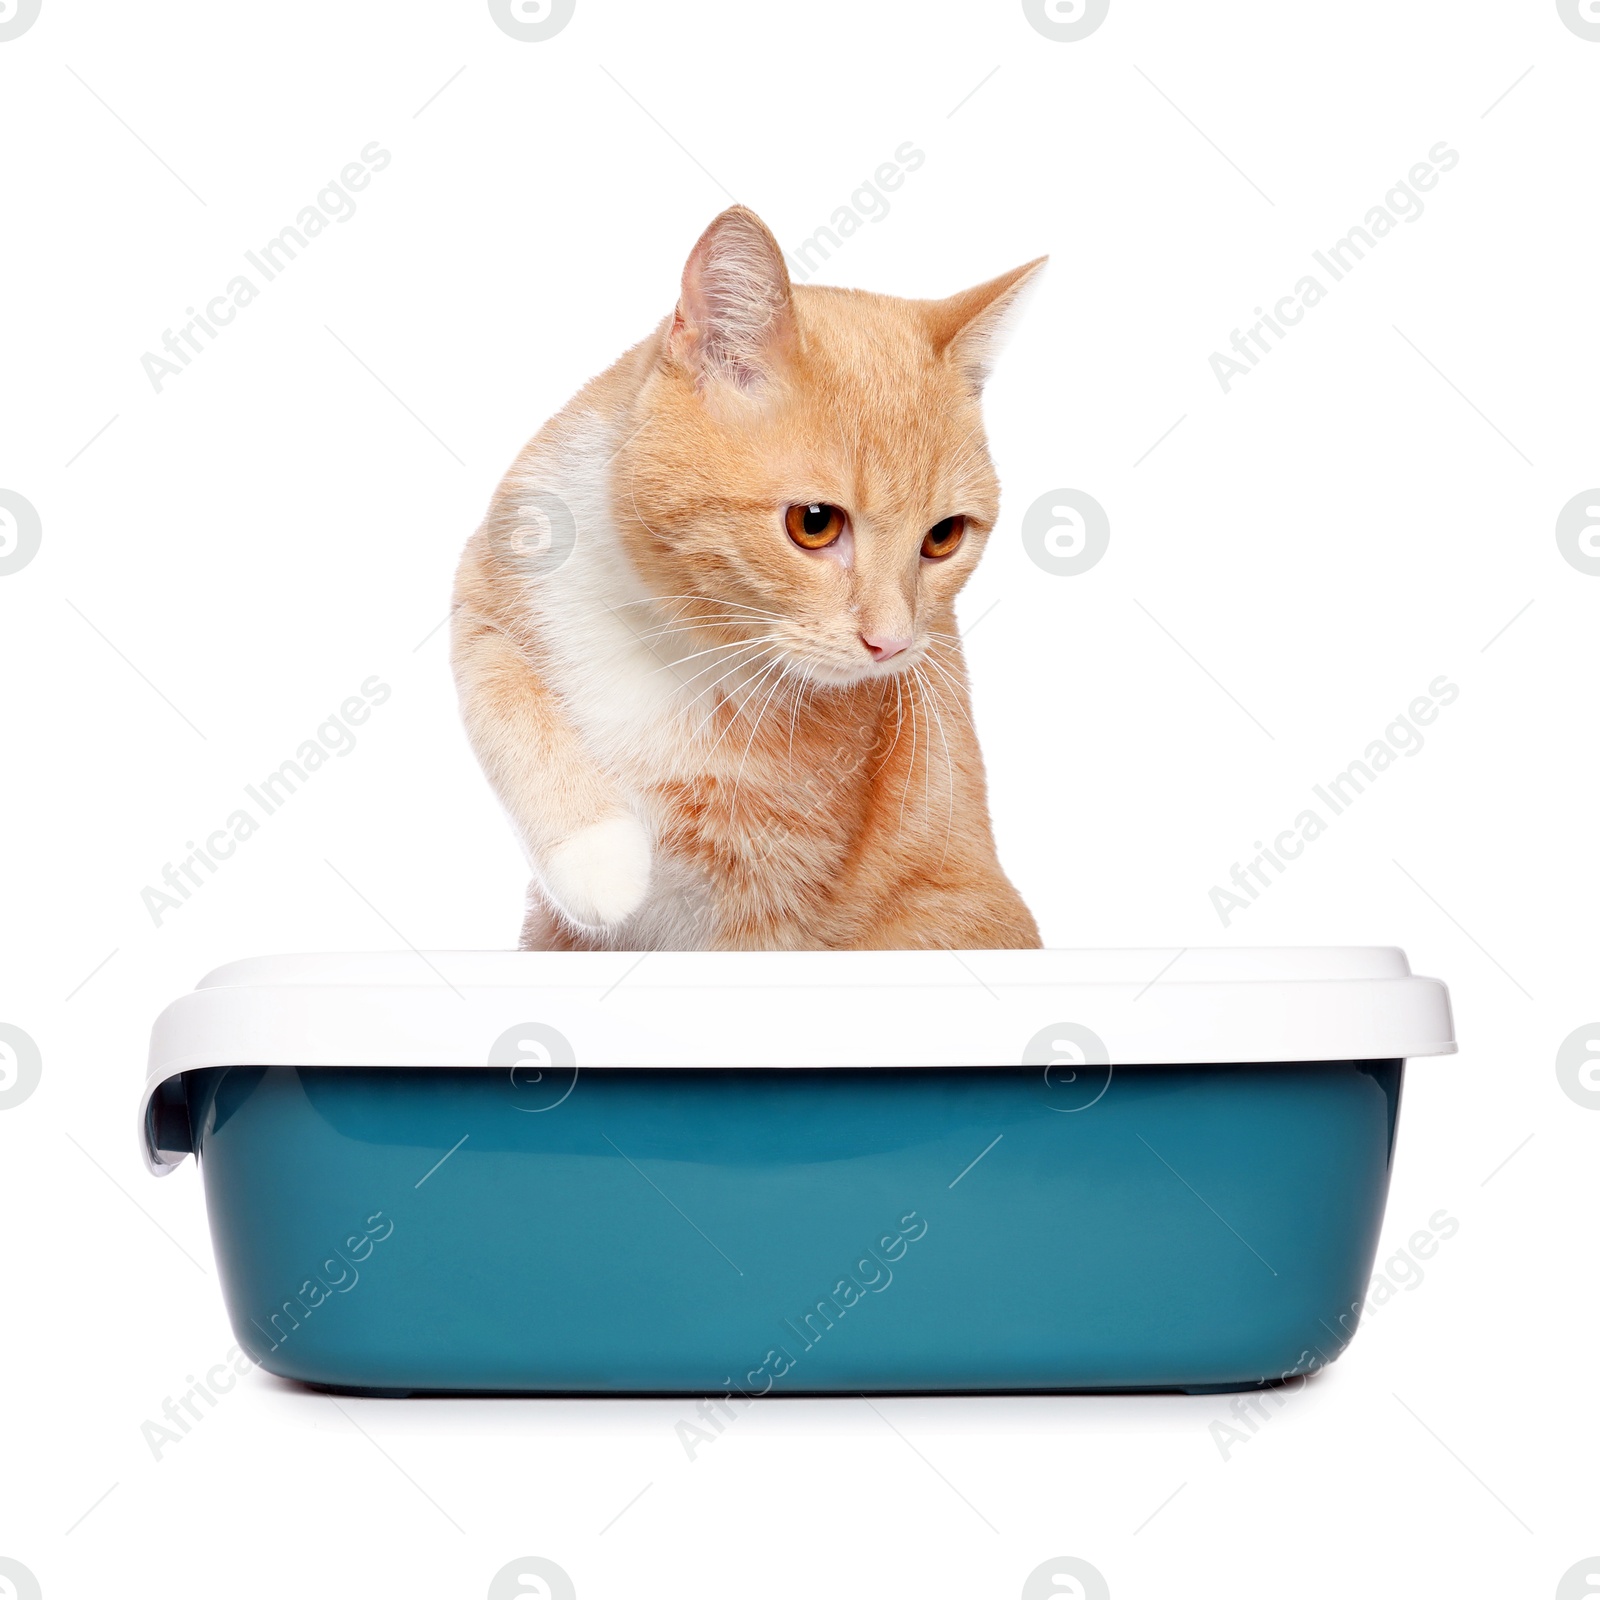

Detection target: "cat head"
[612, 206, 1045, 690]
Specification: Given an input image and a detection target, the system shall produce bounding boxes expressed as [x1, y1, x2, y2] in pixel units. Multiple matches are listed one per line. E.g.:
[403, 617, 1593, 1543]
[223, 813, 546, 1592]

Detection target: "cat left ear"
[927, 257, 1048, 389]
[668, 206, 796, 394]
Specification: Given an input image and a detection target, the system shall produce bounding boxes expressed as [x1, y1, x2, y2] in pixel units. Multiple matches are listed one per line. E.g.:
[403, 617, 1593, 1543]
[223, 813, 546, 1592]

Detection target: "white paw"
[542, 815, 652, 929]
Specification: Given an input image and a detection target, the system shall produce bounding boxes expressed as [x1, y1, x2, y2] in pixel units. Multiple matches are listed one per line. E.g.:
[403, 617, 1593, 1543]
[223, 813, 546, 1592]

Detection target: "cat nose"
[861, 633, 911, 662]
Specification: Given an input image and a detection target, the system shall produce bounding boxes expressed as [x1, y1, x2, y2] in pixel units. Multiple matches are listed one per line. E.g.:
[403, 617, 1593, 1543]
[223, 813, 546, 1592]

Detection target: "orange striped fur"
[452, 206, 1043, 950]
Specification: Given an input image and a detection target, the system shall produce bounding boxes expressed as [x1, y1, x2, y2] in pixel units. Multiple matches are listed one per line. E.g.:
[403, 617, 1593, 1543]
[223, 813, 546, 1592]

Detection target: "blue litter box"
[140, 948, 1455, 1395]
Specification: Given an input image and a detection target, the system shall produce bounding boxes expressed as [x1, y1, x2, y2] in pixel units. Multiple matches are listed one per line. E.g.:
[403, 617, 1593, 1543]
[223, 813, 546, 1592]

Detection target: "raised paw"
[541, 815, 652, 929]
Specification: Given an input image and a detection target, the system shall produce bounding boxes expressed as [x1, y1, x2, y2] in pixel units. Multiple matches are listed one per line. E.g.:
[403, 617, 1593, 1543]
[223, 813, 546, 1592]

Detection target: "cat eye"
[785, 502, 848, 551]
[921, 515, 967, 560]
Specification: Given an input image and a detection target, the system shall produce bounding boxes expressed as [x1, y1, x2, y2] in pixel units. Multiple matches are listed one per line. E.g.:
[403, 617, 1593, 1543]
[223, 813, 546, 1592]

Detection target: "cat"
[451, 205, 1043, 951]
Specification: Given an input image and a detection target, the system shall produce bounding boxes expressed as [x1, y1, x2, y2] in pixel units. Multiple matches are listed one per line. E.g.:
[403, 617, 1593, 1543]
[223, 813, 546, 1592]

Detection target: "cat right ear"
[668, 206, 796, 395]
[927, 256, 1048, 390]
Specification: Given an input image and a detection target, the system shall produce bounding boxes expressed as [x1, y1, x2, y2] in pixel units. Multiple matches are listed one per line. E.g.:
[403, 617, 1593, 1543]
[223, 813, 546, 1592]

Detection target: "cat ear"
[668, 206, 796, 393]
[927, 257, 1048, 389]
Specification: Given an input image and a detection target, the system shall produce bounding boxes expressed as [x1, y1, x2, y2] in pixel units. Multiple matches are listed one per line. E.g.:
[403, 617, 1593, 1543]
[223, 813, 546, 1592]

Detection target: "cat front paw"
[542, 815, 652, 929]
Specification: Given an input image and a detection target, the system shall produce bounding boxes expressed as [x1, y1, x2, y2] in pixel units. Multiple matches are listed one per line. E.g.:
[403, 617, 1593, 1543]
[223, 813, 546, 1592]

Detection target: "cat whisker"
[633, 615, 782, 645]
[786, 661, 815, 765]
[915, 665, 958, 872]
[636, 612, 778, 633]
[700, 653, 784, 761]
[916, 651, 978, 736]
[924, 629, 968, 649]
[682, 639, 780, 710]
[871, 675, 907, 780]
[646, 633, 787, 684]
[923, 670, 935, 821]
[674, 650, 775, 748]
[634, 620, 788, 650]
[614, 592, 784, 614]
[614, 594, 787, 622]
[897, 669, 922, 838]
[921, 650, 968, 675]
[919, 632, 974, 672]
[729, 658, 795, 813]
[684, 646, 780, 748]
[601, 597, 704, 660]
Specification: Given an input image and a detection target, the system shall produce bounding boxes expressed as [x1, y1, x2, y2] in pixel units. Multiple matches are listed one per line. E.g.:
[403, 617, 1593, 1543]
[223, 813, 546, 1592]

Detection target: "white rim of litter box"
[139, 948, 1456, 1175]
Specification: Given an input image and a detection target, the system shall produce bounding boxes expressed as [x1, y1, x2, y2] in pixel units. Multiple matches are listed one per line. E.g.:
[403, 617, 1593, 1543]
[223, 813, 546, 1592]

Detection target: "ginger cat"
[452, 206, 1042, 951]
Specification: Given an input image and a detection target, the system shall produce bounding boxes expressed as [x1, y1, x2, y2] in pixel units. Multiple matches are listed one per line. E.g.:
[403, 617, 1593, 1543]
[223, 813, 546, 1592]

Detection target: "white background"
[2, 0, 1596, 1595]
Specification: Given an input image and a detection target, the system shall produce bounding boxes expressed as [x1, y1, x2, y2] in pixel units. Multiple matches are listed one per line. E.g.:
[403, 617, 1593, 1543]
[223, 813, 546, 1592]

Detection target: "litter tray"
[140, 947, 1455, 1395]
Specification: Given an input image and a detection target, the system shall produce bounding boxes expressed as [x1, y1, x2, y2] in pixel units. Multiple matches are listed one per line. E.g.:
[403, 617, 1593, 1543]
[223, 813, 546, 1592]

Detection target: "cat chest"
[646, 767, 863, 878]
